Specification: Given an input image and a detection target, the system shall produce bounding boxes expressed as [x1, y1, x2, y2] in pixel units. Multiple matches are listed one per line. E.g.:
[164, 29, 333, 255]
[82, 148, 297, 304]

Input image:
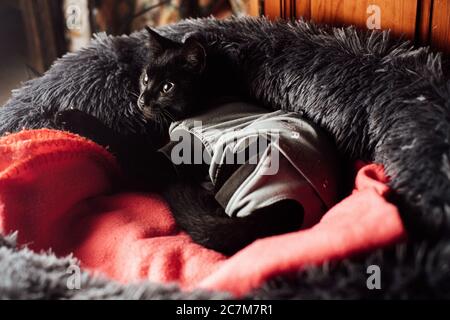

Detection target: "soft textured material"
[0, 17, 449, 299]
[164, 102, 340, 225]
[0, 129, 405, 296]
[1, 17, 448, 239]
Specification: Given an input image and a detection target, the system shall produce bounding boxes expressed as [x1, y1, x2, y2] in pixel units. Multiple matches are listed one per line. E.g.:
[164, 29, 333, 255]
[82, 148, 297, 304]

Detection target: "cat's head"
[138, 27, 206, 126]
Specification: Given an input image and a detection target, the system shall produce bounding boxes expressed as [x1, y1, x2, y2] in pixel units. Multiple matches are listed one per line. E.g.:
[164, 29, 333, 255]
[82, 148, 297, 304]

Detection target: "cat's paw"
[55, 109, 97, 130]
[54, 110, 116, 148]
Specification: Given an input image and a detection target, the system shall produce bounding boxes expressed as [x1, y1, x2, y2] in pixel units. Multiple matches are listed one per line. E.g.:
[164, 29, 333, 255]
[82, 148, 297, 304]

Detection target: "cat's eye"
[161, 81, 175, 94]
[143, 73, 149, 86]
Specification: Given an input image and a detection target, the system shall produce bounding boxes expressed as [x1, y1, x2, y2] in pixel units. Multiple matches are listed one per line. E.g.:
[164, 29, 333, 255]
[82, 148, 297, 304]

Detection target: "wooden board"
[246, 0, 261, 16]
[431, 0, 450, 53]
[18, 0, 66, 73]
[310, 0, 418, 38]
[417, 0, 433, 44]
[264, 0, 282, 19]
[261, 1, 418, 38]
[227, 0, 449, 54]
[264, 0, 310, 19]
[296, 0, 311, 20]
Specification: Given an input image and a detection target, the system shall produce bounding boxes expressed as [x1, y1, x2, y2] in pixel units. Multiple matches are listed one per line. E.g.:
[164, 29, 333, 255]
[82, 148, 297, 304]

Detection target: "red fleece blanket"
[0, 129, 406, 296]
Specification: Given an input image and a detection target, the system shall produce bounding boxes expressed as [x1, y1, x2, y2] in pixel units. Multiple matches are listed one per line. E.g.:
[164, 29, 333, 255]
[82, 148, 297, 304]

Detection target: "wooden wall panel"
[18, 0, 66, 73]
[263, 0, 311, 19]
[296, 0, 312, 20]
[253, 0, 450, 54]
[310, 0, 418, 38]
[431, 0, 450, 53]
[246, 0, 260, 16]
[264, 0, 282, 19]
[417, 0, 433, 44]
[262, 0, 418, 38]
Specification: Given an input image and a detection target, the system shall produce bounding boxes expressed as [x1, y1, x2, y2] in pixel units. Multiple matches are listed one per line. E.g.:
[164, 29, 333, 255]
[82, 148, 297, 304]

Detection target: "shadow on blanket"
[0, 129, 404, 298]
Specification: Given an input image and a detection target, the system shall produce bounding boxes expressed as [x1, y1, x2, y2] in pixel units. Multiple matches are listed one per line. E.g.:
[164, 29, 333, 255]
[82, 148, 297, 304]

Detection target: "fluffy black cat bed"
[0, 17, 449, 299]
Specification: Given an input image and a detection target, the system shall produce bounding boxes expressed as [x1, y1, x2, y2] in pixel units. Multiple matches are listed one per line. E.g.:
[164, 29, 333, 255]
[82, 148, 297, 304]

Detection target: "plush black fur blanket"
[0, 17, 449, 299]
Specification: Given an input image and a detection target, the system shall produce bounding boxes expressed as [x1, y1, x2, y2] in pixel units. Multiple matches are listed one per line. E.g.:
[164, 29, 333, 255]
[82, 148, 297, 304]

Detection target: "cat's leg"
[55, 109, 176, 190]
[55, 109, 122, 149]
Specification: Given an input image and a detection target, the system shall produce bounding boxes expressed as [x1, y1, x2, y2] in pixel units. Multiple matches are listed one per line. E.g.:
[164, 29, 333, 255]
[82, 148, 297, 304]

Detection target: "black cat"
[55, 27, 305, 255]
[1, 17, 449, 255]
[56, 107, 306, 256]
[137, 27, 206, 127]
[50, 27, 208, 189]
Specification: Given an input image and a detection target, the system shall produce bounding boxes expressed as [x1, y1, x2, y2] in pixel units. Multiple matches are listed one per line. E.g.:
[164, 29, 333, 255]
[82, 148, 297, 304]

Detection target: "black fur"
[54, 27, 303, 255]
[1, 17, 450, 298]
[55, 107, 305, 255]
[158, 18, 450, 238]
[164, 181, 304, 255]
[136, 27, 206, 127]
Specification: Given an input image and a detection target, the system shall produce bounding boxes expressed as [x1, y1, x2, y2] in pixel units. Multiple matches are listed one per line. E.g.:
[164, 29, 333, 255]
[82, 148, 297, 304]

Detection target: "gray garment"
[165, 102, 340, 228]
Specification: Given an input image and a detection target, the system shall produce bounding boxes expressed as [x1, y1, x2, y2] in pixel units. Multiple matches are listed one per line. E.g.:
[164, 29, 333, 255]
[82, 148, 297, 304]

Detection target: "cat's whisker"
[165, 108, 175, 120]
[162, 108, 175, 122]
[130, 92, 140, 99]
[156, 111, 164, 134]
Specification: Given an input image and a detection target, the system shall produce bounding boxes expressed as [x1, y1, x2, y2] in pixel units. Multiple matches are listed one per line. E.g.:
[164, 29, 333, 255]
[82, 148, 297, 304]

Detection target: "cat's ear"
[145, 26, 174, 54]
[182, 37, 206, 74]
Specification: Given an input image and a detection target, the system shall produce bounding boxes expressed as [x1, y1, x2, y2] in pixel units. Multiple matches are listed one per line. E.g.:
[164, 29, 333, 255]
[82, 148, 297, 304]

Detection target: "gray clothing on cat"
[161, 102, 340, 229]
